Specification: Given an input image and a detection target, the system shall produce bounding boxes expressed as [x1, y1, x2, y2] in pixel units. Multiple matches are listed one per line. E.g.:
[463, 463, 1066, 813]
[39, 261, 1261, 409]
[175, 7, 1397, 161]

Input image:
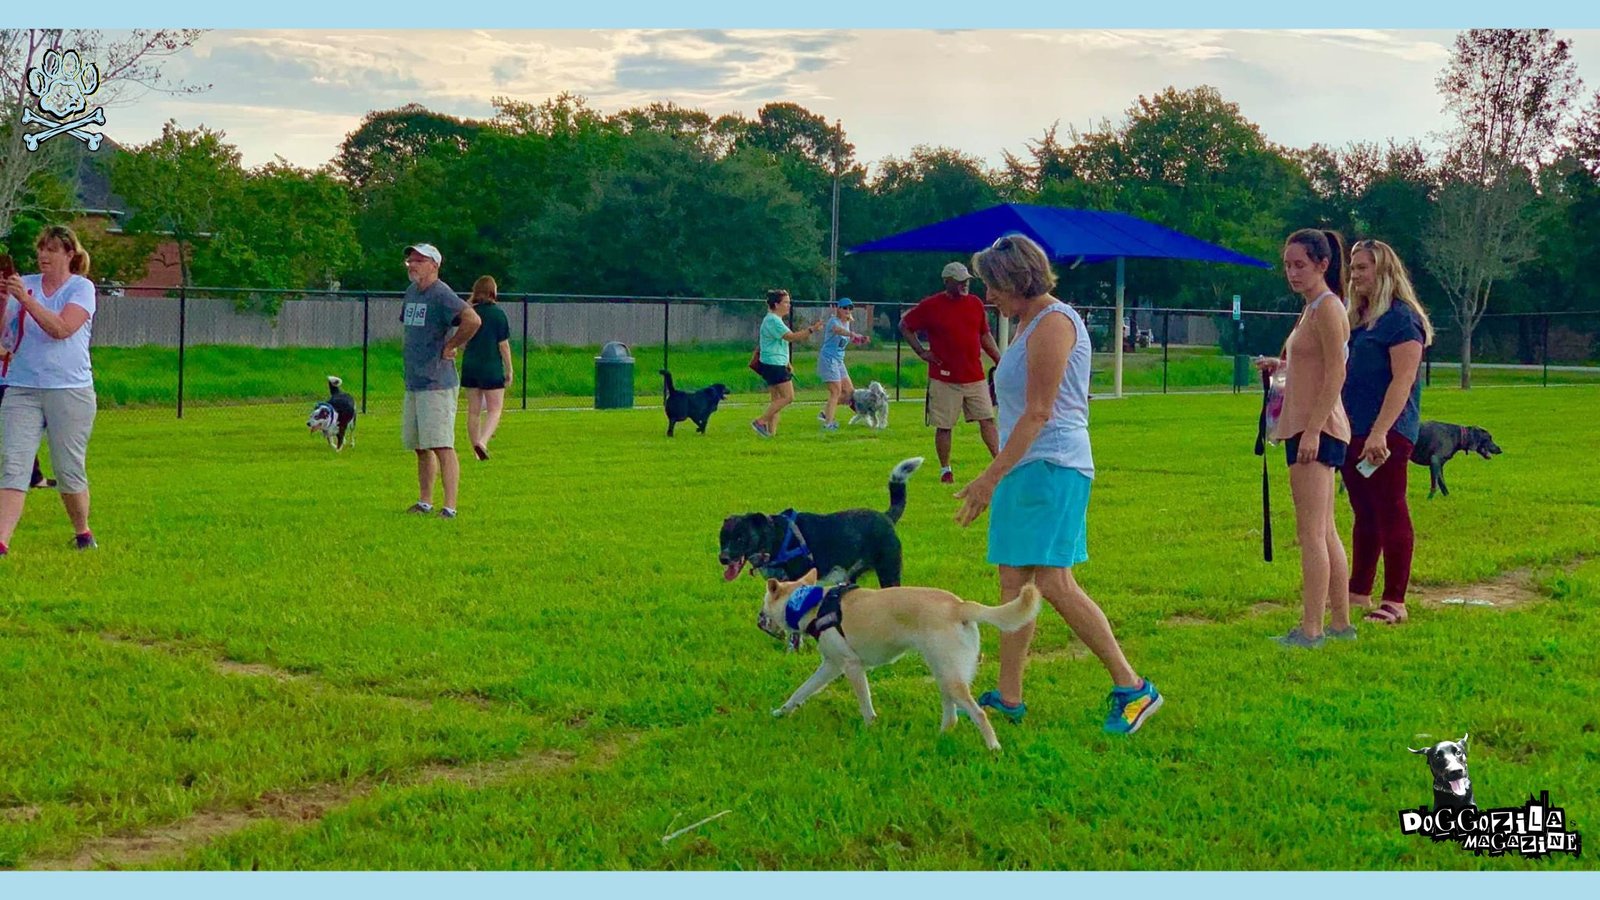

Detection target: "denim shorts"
[987, 460, 1092, 568]
[817, 356, 847, 384]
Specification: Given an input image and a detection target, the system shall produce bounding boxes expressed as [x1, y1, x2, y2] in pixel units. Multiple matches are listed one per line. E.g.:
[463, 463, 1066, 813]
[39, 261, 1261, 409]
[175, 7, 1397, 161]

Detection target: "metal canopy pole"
[1114, 256, 1126, 398]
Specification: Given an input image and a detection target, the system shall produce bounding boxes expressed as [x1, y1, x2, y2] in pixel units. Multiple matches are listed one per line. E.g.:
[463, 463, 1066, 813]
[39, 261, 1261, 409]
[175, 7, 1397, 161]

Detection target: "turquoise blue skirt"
[987, 460, 1092, 568]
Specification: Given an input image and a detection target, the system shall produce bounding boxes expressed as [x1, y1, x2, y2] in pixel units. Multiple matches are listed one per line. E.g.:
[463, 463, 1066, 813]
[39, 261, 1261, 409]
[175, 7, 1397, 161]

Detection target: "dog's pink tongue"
[1450, 778, 1468, 795]
[723, 560, 743, 582]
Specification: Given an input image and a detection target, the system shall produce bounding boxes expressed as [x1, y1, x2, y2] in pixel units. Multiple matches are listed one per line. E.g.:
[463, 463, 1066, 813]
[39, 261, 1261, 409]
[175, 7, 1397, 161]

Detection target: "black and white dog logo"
[22, 48, 105, 152]
[1410, 733, 1474, 812]
[307, 375, 357, 451]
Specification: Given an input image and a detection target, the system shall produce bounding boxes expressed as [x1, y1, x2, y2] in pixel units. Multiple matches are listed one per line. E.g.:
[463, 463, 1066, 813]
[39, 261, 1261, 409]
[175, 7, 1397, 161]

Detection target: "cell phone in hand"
[1355, 458, 1380, 478]
[0, 254, 14, 279]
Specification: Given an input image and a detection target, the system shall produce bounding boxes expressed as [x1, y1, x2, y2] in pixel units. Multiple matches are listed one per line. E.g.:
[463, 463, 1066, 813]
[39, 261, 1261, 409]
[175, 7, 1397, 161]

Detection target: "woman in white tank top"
[953, 234, 1163, 736]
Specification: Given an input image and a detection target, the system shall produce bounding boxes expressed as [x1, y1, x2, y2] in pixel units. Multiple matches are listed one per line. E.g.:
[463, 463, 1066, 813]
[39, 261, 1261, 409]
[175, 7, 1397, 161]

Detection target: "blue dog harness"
[785, 583, 856, 638]
[761, 509, 814, 573]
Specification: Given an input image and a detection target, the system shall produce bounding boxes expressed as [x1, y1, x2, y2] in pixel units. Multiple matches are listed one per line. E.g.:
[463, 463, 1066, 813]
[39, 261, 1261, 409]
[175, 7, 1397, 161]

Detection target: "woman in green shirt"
[752, 289, 823, 438]
[461, 275, 513, 460]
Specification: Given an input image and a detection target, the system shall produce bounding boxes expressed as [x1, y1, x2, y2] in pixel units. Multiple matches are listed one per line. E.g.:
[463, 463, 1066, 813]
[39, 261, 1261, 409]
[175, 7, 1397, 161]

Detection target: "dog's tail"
[328, 375, 343, 395]
[885, 457, 924, 523]
[960, 583, 1043, 633]
[659, 369, 674, 402]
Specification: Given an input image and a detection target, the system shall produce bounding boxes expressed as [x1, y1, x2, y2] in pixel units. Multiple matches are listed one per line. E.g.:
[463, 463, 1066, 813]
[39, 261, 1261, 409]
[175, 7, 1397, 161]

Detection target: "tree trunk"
[1459, 324, 1474, 389]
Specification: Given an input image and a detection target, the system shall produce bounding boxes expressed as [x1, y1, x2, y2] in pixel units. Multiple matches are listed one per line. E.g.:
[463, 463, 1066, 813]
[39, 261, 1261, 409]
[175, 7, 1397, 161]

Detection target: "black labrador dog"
[719, 457, 923, 588]
[1411, 421, 1501, 498]
[660, 369, 730, 437]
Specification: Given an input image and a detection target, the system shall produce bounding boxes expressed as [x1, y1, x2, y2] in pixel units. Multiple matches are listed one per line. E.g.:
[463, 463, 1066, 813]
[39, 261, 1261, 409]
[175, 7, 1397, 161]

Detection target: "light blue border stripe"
[4, 1, 1596, 898]
[5, 1, 1600, 28]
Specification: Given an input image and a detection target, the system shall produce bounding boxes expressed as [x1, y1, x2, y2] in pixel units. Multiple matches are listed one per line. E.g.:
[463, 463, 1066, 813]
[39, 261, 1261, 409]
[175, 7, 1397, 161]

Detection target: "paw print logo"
[29, 48, 99, 117]
[21, 48, 106, 152]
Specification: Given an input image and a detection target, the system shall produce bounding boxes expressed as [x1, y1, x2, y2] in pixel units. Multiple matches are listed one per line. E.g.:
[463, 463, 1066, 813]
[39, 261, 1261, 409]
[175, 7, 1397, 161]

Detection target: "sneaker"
[1327, 625, 1358, 641]
[817, 410, 828, 423]
[438, 507, 457, 519]
[940, 469, 954, 485]
[1273, 627, 1325, 649]
[406, 502, 433, 515]
[972, 689, 1027, 724]
[751, 420, 772, 439]
[473, 444, 489, 461]
[822, 421, 839, 432]
[1104, 679, 1163, 734]
[73, 533, 97, 550]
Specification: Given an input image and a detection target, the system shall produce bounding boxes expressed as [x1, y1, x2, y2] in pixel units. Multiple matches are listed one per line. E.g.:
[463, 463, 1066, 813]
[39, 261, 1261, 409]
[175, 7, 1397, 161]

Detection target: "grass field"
[1, 385, 1596, 870]
[88, 341, 1600, 412]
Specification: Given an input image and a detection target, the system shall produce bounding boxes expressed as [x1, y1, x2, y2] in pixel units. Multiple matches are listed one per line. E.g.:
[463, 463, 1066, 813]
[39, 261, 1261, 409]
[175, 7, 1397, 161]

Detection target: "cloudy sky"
[102, 29, 1600, 172]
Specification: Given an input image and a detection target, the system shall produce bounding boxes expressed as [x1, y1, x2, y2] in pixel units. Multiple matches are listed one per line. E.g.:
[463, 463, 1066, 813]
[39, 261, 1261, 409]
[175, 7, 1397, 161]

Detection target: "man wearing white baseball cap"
[899, 260, 1002, 484]
[400, 242, 480, 518]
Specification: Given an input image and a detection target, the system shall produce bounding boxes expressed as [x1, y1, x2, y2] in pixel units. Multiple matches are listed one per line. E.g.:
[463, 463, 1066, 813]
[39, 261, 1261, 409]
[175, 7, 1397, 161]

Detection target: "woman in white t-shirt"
[0, 224, 100, 556]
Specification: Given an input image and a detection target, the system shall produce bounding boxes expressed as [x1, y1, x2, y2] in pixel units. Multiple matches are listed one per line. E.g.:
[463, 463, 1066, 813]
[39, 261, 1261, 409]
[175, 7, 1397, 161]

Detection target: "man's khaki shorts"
[402, 389, 458, 450]
[925, 379, 994, 429]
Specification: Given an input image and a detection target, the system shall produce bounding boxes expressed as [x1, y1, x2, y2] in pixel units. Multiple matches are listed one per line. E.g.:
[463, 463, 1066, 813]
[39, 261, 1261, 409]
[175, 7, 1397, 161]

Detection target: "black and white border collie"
[308, 375, 357, 451]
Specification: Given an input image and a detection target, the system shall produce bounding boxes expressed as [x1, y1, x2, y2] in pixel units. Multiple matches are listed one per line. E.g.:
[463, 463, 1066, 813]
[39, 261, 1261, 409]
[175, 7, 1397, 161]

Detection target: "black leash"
[1253, 369, 1274, 563]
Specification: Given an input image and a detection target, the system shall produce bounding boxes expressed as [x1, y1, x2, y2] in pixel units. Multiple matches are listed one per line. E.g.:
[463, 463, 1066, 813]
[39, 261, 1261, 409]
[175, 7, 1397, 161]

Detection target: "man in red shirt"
[899, 261, 1002, 484]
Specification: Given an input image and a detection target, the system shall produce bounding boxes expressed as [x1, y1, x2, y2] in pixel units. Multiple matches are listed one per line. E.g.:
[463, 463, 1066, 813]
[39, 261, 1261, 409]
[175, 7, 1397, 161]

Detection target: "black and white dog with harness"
[719, 457, 924, 589]
[307, 375, 357, 452]
[1409, 733, 1474, 812]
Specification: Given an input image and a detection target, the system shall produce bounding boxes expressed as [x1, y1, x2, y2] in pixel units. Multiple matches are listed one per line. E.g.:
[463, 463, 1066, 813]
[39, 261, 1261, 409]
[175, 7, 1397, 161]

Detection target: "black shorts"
[756, 362, 793, 387]
[460, 373, 507, 390]
[1284, 432, 1349, 468]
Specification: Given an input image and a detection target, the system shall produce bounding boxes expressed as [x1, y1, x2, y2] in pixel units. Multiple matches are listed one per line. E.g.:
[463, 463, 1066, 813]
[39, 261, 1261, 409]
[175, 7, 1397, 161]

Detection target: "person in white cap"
[899, 260, 1002, 483]
[400, 243, 480, 518]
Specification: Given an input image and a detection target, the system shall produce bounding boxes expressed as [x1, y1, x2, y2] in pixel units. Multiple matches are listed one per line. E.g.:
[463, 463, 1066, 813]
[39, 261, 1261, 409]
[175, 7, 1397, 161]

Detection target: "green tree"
[333, 103, 484, 192]
[843, 145, 1000, 307]
[513, 133, 825, 298]
[1046, 85, 1304, 310]
[1425, 28, 1584, 386]
[198, 159, 360, 307]
[110, 121, 243, 289]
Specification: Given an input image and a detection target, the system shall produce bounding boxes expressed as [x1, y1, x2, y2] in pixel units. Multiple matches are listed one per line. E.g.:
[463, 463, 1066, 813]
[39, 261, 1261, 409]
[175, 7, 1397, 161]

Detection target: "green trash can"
[1232, 353, 1250, 391]
[595, 341, 635, 409]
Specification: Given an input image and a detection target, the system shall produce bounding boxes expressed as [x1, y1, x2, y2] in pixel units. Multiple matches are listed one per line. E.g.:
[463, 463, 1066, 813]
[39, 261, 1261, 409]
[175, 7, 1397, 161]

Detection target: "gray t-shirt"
[400, 278, 468, 391]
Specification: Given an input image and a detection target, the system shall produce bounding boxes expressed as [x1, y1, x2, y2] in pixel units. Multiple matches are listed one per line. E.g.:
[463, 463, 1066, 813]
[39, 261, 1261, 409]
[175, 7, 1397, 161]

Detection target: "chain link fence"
[82, 287, 1600, 419]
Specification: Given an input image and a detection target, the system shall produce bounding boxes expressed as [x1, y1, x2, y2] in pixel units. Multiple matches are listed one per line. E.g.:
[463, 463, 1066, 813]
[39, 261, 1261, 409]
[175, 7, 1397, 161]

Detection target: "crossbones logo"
[22, 48, 104, 152]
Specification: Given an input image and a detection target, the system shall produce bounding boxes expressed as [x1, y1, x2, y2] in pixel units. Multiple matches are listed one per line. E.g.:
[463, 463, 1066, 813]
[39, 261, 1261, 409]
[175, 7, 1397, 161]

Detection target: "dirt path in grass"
[1166, 556, 1588, 627]
[26, 731, 638, 871]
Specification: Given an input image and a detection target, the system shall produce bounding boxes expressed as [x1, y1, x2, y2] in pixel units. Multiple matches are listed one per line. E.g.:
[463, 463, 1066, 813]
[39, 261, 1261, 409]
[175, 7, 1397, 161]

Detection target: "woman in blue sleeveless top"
[954, 234, 1162, 735]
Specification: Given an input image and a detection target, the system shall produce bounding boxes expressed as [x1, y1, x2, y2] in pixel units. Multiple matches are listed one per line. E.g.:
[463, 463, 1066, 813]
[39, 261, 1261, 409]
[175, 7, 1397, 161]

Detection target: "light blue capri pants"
[1, 386, 96, 493]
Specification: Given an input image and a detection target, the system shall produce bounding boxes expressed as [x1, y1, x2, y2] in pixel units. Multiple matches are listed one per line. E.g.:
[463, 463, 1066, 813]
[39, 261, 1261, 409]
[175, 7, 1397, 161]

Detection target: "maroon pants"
[1340, 431, 1415, 605]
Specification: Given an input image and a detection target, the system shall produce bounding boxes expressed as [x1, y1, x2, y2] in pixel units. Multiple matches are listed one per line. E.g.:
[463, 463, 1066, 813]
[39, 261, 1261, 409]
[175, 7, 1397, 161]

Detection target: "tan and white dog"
[756, 569, 1042, 751]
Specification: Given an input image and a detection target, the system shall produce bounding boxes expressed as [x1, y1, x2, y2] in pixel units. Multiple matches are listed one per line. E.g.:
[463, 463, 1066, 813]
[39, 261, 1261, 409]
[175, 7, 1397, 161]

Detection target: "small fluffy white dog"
[847, 381, 890, 430]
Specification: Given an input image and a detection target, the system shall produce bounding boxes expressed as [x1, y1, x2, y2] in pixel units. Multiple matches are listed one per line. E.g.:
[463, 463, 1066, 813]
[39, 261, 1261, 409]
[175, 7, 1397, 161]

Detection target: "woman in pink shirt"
[1255, 229, 1354, 648]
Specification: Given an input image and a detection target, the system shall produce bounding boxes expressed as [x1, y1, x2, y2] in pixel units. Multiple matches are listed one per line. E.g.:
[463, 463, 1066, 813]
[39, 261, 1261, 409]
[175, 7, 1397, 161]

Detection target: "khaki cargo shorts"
[925, 379, 994, 429]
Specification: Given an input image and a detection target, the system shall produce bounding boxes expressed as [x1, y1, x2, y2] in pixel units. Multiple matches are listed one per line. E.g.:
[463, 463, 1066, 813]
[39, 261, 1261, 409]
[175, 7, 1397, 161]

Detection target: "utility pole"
[829, 118, 842, 303]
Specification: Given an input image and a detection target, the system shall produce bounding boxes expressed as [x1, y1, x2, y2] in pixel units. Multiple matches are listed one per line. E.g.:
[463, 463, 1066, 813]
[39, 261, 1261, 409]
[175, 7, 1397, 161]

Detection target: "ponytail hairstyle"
[470, 275, 498, 305]
[35, 224, 91, 276]
[1321, 229, 1347, 301]
[1284, 228, 1346, 301]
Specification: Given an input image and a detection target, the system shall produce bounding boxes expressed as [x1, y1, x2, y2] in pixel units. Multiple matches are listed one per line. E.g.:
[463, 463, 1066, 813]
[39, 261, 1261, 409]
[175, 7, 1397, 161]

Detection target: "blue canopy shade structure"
[846, 203, 1272, 396]
[846, 203, 1271, 269]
